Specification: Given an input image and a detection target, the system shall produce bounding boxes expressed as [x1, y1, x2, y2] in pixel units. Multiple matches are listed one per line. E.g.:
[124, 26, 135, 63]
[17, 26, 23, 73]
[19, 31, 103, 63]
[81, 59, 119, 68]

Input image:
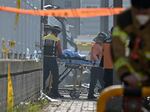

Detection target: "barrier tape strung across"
[0, 6, 125, 18]
[7, 63, 14, 112]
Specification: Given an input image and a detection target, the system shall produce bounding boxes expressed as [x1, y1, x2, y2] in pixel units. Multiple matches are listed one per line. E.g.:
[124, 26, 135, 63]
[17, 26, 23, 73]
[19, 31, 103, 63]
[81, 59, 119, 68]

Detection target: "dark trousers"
[88, 67, 104, 96]
[43, 57, 59, 94]
[103, 69, 113, 88]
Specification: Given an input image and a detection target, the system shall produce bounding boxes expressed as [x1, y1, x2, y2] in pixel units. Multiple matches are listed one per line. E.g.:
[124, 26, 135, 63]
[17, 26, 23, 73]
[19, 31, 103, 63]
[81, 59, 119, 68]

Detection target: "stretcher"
[58, 57, 100, 98]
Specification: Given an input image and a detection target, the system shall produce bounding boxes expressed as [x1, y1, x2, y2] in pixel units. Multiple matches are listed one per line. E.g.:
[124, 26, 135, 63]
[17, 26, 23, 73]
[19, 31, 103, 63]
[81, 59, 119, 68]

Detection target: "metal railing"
[97, 85, 150, 112]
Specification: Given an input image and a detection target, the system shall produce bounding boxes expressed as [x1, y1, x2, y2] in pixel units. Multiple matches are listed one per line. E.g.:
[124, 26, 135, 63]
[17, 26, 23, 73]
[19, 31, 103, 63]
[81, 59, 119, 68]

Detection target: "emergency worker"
[112, 0, 150, 111]
[43, 26, 63, 98]
[112, 0, 150, 88]
[103, 32, 113, 88]
[88, 32, 108, 100]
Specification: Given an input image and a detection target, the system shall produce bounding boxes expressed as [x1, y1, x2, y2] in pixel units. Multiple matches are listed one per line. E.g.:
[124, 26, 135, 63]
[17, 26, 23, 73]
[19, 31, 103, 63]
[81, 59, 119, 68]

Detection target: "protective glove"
[123, 74, 139, 87]
[121, 72, 149, 87]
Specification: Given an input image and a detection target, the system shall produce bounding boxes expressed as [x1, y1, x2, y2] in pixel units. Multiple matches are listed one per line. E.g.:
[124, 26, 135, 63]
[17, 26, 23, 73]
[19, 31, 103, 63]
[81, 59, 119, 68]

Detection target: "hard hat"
[131, 0, 150, 9]
[93, 32, 108, 43]
[51, 26, 62, 34]
[105, 36, 112, 43]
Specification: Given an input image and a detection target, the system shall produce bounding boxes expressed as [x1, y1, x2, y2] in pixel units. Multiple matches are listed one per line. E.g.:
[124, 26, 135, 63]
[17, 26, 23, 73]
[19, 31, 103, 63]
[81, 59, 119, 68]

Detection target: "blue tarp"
[62, 49, 85, 59]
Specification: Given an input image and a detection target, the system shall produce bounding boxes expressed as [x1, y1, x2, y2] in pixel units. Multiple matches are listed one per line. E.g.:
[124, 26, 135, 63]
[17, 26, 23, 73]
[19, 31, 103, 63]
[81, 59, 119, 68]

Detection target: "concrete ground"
[43, 94, 97, 112]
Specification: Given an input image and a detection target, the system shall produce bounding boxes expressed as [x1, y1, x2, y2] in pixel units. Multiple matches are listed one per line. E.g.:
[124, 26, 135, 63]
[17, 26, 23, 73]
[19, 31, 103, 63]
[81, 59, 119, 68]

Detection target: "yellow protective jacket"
[112, 8, 150, 85]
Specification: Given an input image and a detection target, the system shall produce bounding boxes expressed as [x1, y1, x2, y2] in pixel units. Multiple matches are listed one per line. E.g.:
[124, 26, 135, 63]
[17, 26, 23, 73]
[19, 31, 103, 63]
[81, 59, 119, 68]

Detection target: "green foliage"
[13, 99, 49, 112]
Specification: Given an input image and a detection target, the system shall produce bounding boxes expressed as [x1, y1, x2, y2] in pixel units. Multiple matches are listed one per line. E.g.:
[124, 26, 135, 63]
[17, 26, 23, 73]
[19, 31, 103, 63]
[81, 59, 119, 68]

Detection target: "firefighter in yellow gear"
[112, 0, 150, 111]
[112, 0, 150, 87]
[43, 26, 64, 98]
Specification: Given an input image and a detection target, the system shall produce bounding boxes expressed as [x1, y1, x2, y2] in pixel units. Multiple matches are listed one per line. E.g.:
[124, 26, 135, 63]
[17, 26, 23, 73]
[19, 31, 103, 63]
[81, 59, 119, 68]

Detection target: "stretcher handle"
[97, 85, 150, 112]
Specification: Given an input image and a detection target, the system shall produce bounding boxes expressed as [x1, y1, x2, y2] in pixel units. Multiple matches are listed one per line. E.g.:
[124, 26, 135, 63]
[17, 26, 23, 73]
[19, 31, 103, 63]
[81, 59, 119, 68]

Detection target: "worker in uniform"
[87, 32, 108, 100]
[112, 0, 150, 111]
[103, 32, 113, 88]
[43, 26, 64, 98]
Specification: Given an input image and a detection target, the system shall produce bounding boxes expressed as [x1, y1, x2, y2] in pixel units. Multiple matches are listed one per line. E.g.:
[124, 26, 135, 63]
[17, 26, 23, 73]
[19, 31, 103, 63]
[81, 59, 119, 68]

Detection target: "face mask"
[136, 15, 150, 25]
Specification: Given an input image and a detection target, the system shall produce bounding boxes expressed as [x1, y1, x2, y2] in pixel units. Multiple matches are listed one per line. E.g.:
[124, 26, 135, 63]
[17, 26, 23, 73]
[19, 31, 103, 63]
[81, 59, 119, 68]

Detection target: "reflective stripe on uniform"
[114, 58, 144, 82]
[42, 34, 60, 41]
[114, 58, 129, 71]
[114, 57, 135, 73]
[112, 26, 128, 44]
[145, 51, 150, 60]
[113, 27, 130, 56]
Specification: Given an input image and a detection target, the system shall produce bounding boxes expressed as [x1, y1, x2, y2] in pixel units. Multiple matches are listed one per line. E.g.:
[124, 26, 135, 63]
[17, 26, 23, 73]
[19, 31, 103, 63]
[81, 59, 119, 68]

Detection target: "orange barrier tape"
[0, 6, 125, 18]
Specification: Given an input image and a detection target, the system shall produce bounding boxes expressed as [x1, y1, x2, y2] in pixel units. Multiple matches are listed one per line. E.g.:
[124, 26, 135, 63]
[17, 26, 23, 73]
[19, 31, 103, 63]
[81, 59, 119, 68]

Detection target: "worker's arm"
[91, 44, 99, 61]
[56, 40, 62, 57]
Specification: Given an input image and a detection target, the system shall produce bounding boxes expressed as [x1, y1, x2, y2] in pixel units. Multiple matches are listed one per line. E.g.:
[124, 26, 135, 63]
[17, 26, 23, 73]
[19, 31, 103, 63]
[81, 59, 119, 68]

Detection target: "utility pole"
[40, 0, 44, 50]
[113, 0, 122, 25]
[100, 0, 109, 32]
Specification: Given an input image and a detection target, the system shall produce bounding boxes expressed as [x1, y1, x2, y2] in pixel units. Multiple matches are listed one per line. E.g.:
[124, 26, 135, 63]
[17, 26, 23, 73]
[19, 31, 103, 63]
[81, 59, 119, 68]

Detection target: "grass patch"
[13, 99, 49, 112]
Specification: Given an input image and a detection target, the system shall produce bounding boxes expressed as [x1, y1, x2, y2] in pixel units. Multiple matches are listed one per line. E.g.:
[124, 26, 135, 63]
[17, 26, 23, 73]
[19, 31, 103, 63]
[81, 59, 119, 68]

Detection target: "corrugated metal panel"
[0, 0, 41, 56]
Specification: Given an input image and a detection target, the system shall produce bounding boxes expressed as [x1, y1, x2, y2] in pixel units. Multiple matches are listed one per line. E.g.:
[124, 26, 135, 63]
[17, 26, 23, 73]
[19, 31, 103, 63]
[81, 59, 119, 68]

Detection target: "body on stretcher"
[58, 57, 102, 98]
[61, 49, 101, 68]
[59, 57, 101, 68]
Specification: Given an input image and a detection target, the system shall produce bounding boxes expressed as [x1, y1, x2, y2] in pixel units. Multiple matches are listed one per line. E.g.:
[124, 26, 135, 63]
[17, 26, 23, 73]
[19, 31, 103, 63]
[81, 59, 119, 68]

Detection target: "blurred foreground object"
[112, 0, 150, 111]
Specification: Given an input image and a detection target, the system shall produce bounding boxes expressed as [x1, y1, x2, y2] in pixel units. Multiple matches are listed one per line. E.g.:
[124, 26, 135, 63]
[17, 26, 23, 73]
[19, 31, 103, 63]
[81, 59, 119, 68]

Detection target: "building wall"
[80, 0, 101, 35]
[80, 0, 114, 35]
[0, 60, 42, 112]
[50, 0, 80, 39]
[0, 0, 41, 56]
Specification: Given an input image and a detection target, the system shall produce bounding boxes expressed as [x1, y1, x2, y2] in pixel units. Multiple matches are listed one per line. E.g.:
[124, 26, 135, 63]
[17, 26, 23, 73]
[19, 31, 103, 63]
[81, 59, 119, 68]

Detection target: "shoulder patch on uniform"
[117, 10, 132, 29]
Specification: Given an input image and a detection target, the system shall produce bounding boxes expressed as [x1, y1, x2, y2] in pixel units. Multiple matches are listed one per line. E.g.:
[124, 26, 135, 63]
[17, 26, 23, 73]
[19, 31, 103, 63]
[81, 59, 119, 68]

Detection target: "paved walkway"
[43, 95, 97, 112]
